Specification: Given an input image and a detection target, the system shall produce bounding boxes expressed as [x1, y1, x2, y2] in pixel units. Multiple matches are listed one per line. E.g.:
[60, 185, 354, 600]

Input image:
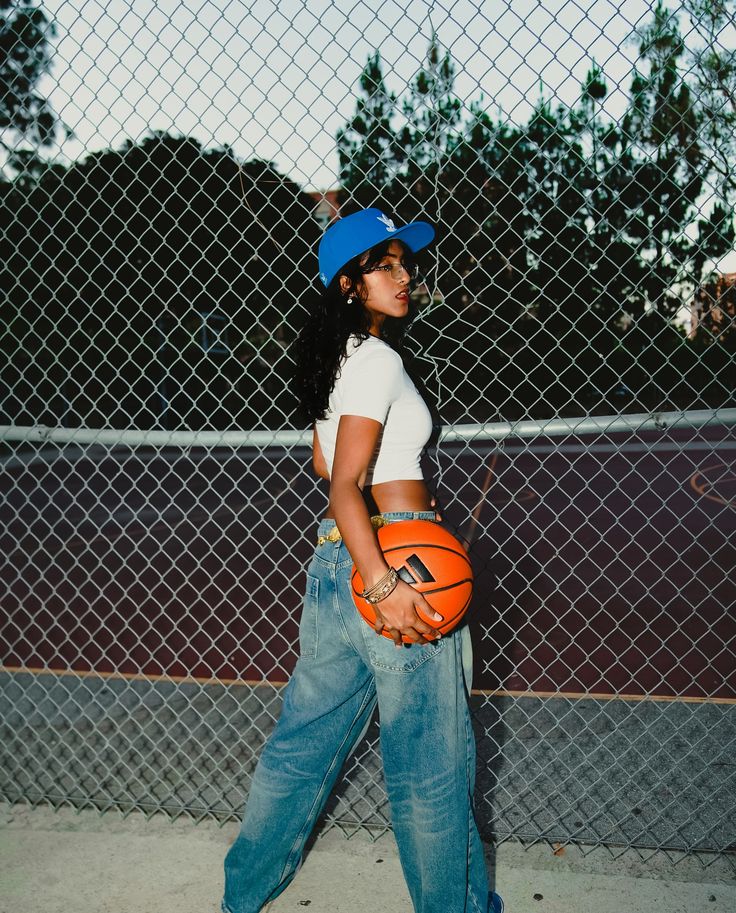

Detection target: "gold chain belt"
[316, 514, 391, 547]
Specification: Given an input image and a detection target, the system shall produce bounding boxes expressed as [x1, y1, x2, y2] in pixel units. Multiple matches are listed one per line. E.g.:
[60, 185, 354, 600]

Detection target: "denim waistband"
[316, 510, 437, 541]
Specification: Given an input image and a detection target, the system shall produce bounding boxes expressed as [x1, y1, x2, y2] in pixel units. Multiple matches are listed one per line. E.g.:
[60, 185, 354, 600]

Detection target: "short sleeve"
[339, 345, 403, 424]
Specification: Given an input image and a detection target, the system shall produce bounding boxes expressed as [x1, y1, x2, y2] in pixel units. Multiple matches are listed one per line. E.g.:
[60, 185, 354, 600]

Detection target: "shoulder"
[344, 335, 402, 372]
[336, 336, 406, 416]
[338, 335, 404, 402]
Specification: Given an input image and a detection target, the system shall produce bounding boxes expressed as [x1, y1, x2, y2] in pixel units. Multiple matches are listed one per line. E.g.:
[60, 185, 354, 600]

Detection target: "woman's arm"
[330, 414, 441, 646]
[312, 426, 329, 480]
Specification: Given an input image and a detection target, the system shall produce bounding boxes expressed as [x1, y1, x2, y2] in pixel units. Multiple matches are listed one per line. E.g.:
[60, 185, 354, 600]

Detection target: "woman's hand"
[369, 495, 445, 646]
[371, 578, 444, 647]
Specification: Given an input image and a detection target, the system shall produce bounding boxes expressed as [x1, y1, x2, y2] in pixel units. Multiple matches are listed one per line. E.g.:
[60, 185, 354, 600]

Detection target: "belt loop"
[316, 514, 389, 546]
[370, 514, 390, 531]
[316, 526, 342, 547]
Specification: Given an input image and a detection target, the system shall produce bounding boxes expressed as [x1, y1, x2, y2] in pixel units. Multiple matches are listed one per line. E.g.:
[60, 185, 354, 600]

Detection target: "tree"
[681, 0, 736, 349]
[395, 36, 462, 196]
[616, 1, 734, 321]
[336, 19, 736, 421]
[337, 39, 524, 421]
[336, 50, 399, 210]
[684, 0, 736, 206]
[0, 0, 67, 178]
[1, 131, 319, 431]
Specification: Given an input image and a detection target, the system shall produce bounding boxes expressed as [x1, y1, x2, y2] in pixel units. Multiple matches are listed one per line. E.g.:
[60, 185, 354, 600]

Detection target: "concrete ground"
[0, 803, 734, 913]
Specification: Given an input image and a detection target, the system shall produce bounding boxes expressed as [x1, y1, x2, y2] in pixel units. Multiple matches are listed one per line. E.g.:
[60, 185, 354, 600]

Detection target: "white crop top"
[315, 334, 433, 485]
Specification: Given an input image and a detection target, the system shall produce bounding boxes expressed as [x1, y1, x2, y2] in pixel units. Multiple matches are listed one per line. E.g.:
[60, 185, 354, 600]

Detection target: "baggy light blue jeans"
[222, 511, 499, 913]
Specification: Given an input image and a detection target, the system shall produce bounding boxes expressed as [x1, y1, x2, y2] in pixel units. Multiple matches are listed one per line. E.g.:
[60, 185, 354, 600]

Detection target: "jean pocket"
[298, 573, 320, 657]
[362, 622, 449, 673]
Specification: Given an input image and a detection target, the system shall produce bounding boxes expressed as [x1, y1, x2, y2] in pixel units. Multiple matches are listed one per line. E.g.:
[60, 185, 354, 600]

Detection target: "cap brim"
[391, 221, 435, 255]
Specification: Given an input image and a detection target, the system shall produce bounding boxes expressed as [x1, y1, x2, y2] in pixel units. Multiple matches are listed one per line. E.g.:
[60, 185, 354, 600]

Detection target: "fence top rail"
[2, 408, 735, 449]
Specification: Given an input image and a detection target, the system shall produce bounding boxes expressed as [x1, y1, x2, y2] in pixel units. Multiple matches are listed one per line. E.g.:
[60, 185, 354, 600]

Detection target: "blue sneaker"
[489, 891, 504, 913]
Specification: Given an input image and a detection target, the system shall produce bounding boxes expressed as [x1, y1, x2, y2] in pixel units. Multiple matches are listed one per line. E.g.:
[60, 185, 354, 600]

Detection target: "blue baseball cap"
[318, 207, 435, 287]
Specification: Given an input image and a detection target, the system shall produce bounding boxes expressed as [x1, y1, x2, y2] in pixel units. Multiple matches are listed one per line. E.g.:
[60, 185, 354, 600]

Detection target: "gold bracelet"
[361, 567, 399, 604]
[361, 566, 393, 596]
[366, 575, 398, 605]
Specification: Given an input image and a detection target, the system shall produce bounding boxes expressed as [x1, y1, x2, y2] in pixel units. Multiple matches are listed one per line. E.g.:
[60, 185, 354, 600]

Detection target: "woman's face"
[353, 240, 415, 337]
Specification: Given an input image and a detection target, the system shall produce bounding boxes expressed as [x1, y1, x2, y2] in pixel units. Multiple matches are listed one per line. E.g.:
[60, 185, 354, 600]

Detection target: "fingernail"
[432, 613, 443, 622]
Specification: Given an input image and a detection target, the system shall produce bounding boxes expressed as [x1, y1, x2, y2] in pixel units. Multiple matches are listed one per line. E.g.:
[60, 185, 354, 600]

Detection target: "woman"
[222, 208, 503, 913]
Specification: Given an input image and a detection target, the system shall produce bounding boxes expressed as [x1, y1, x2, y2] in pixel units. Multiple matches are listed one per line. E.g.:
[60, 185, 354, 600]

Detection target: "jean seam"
[362, 624, 449, 673]
[277, 681, 377, 884]
[299, 573, 320, 658]
[332, 563, 358, 649]
[312, 551, 339, 569]
[462, 627, 486, 913]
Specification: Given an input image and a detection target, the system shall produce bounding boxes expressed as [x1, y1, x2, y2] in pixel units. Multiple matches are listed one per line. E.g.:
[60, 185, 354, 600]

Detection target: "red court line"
[690, 460, 736, 508]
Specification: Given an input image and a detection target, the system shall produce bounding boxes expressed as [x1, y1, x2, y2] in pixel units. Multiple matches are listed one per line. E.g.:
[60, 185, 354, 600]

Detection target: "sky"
[39, 0, 664, 187]
[30, 0, 736, 275]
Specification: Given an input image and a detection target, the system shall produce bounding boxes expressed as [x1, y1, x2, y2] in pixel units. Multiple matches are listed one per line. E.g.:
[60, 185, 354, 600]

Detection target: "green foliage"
[336, 16, 734, 422]
[1, 131, 319, 430]
[2, 4, 734, 431]
[0, 0, 67, 176]
[682, 0, 736, 203]
[336, 50, 398, 208]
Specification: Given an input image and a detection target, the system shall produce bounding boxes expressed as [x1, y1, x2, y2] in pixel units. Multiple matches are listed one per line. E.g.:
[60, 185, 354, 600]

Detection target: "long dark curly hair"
[291, 239, 417, 425]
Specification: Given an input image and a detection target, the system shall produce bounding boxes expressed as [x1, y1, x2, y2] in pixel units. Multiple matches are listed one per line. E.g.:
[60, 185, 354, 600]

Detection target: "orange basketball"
[351, 519, 473, 641]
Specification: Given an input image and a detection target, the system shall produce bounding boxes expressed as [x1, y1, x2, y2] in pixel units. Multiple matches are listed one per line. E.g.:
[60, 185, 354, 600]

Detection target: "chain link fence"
[2, 0, 735, 865]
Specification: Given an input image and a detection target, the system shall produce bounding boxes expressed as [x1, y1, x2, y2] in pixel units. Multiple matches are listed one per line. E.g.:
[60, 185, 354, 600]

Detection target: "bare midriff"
[323, 479, 432, 519]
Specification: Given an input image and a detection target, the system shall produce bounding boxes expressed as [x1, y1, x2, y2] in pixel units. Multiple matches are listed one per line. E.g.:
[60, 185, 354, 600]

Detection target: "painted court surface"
[2, 424, 734, 700]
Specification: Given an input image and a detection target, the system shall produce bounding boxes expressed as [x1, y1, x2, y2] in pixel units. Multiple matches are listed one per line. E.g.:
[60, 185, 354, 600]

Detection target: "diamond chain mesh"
[1, 0, 735, 864]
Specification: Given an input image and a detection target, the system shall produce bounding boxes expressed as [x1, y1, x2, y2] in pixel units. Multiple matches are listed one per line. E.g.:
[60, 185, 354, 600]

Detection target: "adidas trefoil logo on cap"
[378, 213, 397, 232]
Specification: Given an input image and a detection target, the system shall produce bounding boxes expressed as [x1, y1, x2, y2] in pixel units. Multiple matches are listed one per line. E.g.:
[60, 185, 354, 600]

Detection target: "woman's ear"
[339, 275, 352, 296]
